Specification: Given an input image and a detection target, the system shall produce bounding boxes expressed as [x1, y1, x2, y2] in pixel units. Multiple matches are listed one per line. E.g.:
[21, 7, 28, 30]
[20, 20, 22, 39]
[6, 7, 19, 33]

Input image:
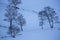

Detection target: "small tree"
[17, 14, 26, 31]
[38, 11, 46, 29]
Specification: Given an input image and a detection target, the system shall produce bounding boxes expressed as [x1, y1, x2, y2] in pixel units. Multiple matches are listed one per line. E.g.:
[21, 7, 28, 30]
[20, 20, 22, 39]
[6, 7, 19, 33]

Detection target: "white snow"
[0, 27, 60, 40]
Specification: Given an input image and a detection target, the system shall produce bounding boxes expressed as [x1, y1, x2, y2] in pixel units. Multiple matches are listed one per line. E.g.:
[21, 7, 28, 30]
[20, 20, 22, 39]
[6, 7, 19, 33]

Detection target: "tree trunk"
[12, 31, 16, 38]
[21, 25, 23, 31]
[46, 14, 52, 28]
[51, 19, 53, 28]
[9, 19, 13, 37]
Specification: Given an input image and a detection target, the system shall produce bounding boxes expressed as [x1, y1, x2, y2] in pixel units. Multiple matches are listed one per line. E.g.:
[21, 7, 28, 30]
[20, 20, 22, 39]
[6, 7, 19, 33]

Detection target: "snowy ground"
[0, 26, 60, 40]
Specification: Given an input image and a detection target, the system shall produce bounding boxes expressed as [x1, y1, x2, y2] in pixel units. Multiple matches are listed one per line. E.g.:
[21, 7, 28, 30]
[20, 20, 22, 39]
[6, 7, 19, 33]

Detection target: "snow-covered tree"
[17, 14, 26, 31]
[4, 0, 21, 38]
[38, 6, 58, 29]
[38, 11, 46, 29]
[44, 6, 57, 28]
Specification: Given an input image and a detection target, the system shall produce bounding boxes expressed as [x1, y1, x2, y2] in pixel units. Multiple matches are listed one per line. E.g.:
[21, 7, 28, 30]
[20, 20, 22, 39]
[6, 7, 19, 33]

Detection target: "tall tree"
[4, 0, 21, 38]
